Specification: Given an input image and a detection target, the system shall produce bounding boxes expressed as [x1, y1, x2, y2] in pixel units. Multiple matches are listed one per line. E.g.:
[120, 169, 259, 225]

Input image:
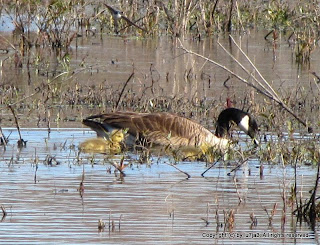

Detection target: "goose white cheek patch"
[238, 115, 250, 133]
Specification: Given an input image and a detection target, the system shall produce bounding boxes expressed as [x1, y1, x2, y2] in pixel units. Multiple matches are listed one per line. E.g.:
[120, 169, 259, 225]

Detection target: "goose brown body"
[83, 112, 229, 148]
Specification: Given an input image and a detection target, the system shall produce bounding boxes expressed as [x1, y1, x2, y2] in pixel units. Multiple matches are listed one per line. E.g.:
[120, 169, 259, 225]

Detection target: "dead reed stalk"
[0, 205, 7, 221]
[201, 156, 222, 177]
[167, 162, 191, 179]
[114, 72, 134, 110]
[79, 164, 85, 198]
[7, 105, 26, 147]
[0, 127, 8, 147]
[178, 36, 312, 133]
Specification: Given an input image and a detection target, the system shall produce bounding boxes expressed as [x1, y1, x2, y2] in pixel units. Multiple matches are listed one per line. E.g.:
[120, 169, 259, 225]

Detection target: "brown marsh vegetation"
[1, 0, 320, 240]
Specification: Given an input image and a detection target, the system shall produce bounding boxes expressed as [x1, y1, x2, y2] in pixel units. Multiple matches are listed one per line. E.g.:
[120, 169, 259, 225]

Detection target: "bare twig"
[201, 156, 222, 177]
[178, 39, 274, 99]
[228, 35, 280, 101]
[178, 37, 312, 133]
[0, 33, 16, 50]
[110, 156, 127, 177]
[115, 72, 134, 110]
[166, 162, 191, 179]
[79, 164, 85, 198]
[7, 105, 26, 147]
[0, 127, 8, 147]
[303, 162, 320, 229]
[229, 35, 311, 132]
[34, 149, 38, 184]
[227, 158, 248, 176]
[233, 177, 243, 203]
[311, 72, 320, 83]
[226, 0, 234, 32]
[0, 205, 7, 222]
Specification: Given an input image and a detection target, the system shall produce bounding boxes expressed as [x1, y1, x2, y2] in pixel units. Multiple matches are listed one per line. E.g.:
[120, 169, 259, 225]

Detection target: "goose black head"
[215, 108, 259, 145]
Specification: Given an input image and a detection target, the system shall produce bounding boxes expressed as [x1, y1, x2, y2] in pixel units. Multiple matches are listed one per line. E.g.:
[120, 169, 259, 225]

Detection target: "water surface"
[0, 129, 317, 244]
[0, 21, 320, 244]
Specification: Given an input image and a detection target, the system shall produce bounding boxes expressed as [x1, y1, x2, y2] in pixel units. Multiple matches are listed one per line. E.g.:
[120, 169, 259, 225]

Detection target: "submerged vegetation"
[1, 0, 320, 236]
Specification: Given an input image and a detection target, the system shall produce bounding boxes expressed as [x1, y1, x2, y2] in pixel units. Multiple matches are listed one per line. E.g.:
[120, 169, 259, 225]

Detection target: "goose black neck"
[215, 108, 248, 137]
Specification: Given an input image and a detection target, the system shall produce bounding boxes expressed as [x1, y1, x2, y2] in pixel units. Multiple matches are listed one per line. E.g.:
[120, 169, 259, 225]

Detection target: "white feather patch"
[238, 115, 250, 133]
[205, 133, 229, 150]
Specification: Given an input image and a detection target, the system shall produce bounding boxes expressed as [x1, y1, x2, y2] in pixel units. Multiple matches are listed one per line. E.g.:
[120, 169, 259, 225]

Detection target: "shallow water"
[0, 129, 318, 244]
[1, 31, 320, 128]
[1, 13, 320, 243]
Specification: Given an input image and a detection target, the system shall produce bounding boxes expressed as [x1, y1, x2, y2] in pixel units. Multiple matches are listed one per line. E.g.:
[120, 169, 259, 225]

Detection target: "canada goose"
[82, 108, 258, 150]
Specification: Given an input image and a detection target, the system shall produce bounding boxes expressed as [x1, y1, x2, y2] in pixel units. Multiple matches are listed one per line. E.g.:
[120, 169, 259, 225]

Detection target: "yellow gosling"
[199, 142, 219, 162]
[110, 129, 125, 143]
[172, 142, 224, 162]
[174, 146, 203, 161]
[172, 143, 226, 162]
[80, 129, 125, 154]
